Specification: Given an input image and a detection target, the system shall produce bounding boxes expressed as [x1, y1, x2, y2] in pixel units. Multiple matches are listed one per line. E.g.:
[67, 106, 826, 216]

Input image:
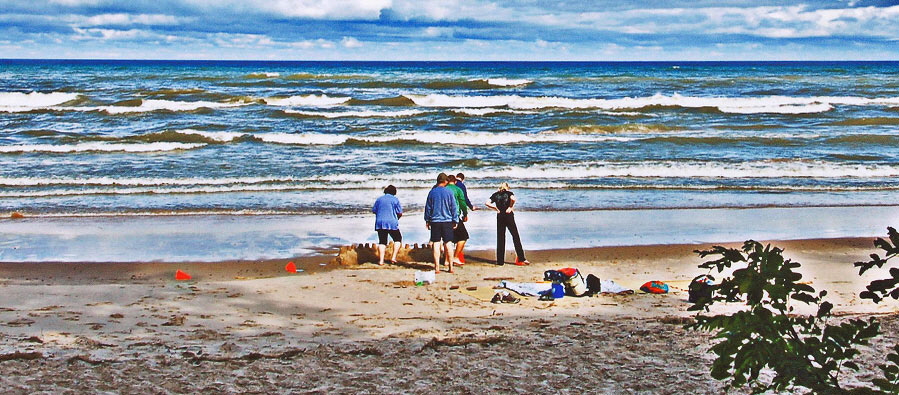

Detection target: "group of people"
[371, 172, 529, 274]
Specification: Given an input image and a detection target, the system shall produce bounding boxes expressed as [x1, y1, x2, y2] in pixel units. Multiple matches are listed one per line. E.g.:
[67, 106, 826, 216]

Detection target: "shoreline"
[2, 205, 898, 262]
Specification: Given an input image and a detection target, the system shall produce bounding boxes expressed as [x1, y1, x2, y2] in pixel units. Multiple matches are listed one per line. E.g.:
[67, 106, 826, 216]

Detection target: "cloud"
[341, 36, 362, 48]
[75, 13, 185, 26]
[2, 1, 899, 60]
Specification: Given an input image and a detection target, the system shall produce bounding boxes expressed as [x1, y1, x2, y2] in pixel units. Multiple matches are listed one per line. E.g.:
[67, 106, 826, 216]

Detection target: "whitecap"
[282, 109, 425, 118]
[0, 142, 205, 153]
[0, 91, 80, 112]
[263, 94, 350, 107]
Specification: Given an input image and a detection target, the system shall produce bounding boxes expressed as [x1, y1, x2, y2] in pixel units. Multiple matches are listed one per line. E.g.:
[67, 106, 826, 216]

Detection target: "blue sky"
[1, 0, 898, 60]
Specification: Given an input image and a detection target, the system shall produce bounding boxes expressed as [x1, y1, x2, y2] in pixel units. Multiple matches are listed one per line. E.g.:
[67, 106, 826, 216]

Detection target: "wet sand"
[1, 238, 898, 392]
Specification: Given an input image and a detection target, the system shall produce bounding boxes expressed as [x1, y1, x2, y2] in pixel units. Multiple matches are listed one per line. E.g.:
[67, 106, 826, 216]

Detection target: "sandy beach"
[2, 238, 897, 393]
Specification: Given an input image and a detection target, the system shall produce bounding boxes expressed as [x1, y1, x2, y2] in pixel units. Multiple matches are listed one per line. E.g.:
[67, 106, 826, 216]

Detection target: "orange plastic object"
[175, 270, 192, 281]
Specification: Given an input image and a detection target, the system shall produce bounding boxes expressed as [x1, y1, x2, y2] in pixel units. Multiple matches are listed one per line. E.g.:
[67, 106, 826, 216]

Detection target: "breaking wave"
[0, 91, 82, 112]
[3, 159, 897, 198]
[281, 109, 426, 118]
[0, 142, 205, 153]
[263, 94, 350, 107]
[405, 93, 899, 114]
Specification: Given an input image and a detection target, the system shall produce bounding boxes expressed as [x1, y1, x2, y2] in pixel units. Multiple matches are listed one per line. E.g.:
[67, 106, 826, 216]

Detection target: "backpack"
[688, 274, 716, 303]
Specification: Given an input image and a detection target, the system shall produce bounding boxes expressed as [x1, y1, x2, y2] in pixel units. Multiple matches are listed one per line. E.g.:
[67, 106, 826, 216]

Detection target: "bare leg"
[389, 241, 399, 263]
[377, 244, 386, 266]
[444, 242, 456, 273]
[455, 240, 466, 264]
[432, 241, 441, 273]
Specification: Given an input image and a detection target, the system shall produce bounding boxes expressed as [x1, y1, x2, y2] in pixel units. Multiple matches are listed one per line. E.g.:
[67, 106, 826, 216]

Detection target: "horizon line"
[2, 58, 899, 63]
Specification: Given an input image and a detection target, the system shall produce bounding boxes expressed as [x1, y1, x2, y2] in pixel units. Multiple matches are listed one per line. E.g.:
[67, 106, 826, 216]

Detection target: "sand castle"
[331, 242, 436, 266]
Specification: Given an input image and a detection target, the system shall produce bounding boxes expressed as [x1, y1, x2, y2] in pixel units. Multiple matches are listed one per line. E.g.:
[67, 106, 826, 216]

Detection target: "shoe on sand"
[514, 259, 530, 266]
[491, 291, 520, 304]
[456, 254, 466, 265]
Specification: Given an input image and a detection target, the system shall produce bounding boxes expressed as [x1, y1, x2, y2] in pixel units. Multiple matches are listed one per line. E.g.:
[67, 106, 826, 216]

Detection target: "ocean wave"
[0, 176, 297, 187]
[483, 78, 532, 87]
[263, 94, 350, 107]
[0, 142, 206, 153]
[244, 72, 280, 78]
[405, 93, 899, 114]
[281, 109, 426, 118]
[553, 124, 683, 134]
[94, 99, 252, 114]
[0, 91, 81, 112]
[478, 160, 899, 179]
[827, 117, 899, 126]
[346, 96, 417, 106]
[3, 159, 896, 198]
[449, 108, 536, 116]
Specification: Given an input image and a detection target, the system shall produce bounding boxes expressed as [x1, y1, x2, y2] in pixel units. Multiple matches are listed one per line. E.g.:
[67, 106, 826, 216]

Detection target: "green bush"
[855, 227, 899, 392]
[689, 240, 879, 393]
[855, 226, 899, 303]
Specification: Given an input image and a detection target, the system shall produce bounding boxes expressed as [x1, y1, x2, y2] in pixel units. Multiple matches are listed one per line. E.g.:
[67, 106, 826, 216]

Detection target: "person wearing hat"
[424, 173, 459, 273]
[485, 182, 529, 266]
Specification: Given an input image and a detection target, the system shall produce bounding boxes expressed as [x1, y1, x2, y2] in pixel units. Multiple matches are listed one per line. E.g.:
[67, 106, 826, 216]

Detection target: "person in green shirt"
[446, 174, 469, 265]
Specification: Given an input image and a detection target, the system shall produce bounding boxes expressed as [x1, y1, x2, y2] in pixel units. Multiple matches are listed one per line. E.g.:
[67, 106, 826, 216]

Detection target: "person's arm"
[423, 195, 432, 228]
[460, 183, 475, 211]
[485, 198, 498, 212]
[455, 189, 468, 219]
[506, 194, 516, 214]
[395, 199, 403, 219]
[450, 196, 459, 225]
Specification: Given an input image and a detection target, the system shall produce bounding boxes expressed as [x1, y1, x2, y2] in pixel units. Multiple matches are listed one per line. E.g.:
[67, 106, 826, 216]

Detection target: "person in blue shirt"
[372, 185, 403, 266]
[455, 172, 476, 212]
[424, 173, 459, 274]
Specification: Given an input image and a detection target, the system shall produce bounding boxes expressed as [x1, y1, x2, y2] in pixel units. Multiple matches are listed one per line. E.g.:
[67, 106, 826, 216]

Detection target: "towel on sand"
[500, 281, 554, 296]
[600, 279, 634, 295]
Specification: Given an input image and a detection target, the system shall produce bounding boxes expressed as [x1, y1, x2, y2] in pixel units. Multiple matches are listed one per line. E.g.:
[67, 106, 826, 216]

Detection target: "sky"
[1, 0, 898, 61]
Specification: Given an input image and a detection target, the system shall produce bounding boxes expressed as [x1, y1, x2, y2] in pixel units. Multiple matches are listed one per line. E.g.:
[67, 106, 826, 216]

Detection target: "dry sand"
[1, 238, 897, 393]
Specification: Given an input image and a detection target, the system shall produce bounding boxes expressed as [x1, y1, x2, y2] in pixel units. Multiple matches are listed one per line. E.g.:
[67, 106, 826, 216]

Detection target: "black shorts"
[377, 229, 402, 245]
[429, 222, 455, 243]
[454, 221, 469, 242]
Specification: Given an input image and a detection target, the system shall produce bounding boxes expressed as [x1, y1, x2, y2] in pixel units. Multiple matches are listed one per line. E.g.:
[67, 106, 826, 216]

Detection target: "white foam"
[480, 160, 899, 179]
[479, 78, 532, 87]
[98, 100, 249, 114]
[282, 109, 425, 118]
[407, 93, 899, 114]
[0, 176, 295, 187]
[0, 91, 80, 112]
[264, 94, 350, 107]
[0, 142, 206, 153]
[254, 132, 350, 145]
[360, 130, 634, 145]
[450, 108, 535, 116]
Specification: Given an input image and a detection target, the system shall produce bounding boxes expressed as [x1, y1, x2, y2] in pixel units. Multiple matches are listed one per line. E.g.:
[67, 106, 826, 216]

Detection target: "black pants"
[496, 213, 525, 265]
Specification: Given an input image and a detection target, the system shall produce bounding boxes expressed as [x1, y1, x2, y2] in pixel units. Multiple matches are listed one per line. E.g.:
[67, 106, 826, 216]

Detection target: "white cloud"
[76, 13, 185, 26]
[341, 36, 362, 48]
[72, 27, 153, 41]
[183, 0, 391, 20]
[289, 38, 335, 49]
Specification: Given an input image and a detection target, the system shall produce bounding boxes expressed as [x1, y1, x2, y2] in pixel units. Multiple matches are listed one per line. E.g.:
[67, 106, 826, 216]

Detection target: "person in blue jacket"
[372, 185, 403, 266]
[424, 173, 459, 274]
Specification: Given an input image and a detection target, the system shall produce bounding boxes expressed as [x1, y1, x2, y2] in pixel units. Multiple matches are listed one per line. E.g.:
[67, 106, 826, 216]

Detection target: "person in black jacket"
[485, 182, 529, 266]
